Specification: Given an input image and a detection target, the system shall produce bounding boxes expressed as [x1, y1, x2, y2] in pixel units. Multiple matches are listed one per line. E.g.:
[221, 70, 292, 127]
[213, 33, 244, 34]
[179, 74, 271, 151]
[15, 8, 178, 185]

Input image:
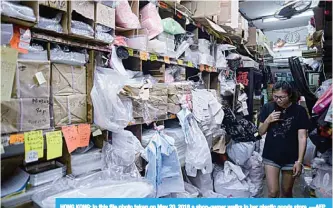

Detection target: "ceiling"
[239, 0, 319, 31]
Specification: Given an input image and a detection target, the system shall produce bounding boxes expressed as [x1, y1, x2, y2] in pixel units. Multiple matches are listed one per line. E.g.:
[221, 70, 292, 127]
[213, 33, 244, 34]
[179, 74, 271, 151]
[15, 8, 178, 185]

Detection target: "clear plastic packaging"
[199, 53, 215, 66]
[1, 1, 36, 22]
[115, 0, 140, 29]
[126, 35, 148, 51]
[24, 161, 66, 187]
[198, 39, 210, 54]
[96, 24, 114, 43]
[1, 24, 13, 45]
[71, 20, 94, 38]
[148, 39, 167, 54]
[18, 43, 48, 61]
[311, 163, 332, 198]
[91, 67, 130, 132]
[218, 72, 236, 96]
[50, 45, 87, 66]
[71, 148, 102, 177]
[226, 140, 255, 166]
[37, 13, 63, 33]
[140, 3, 163, 39]
[161, 18, 185, 35]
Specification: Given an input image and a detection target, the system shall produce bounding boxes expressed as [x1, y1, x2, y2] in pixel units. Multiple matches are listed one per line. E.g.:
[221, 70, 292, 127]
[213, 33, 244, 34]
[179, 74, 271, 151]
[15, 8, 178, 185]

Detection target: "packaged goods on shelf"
[115, 0, 140, 29]
[161, 18, 186, 35]
[53, 94, 87, 126]
[140, 3, 163, 40]
[95, 24, 114, 43]
[175, 33, 194, 59]
[12, 60, 50, 98]
[147, 39, 167, 54]
[311, 159, 332, 198]
[199, 53, 215, 67]
[71, 148, 102, 177]
[70, 20, 94, 38]
[24, 161, 66, 187]
[37, 13, 63, 33]
[1, 98, 50, 134]
[0, 1, 36, 22]
[198, 39, 211, 55]
[50, 46, 87, 66]
[185, 48, 200, 66]
[157, 32, 175, 56]
[126, 35, 148, 51]
[167, 81, 192, 111]
[51, 64, 87, 96]
[18, 44, 48, 61]
[1, 24, 13, 45]
[164, 66, 185, 83]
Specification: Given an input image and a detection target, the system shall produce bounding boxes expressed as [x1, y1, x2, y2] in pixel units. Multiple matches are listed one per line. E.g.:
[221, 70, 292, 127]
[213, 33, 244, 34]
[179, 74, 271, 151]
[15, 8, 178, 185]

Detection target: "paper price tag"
[1, 144, 5, 154]
[150, 54, 158, 61]
[35, 72, 47, 85]
[187, 61, 193, 67]
[46, 131, 63, 160]
[140, 51, 148, 61]
[10, 134, 24, 144]
[127, 48, 134, 56]
[25, 150, 38, 163]
[164, 56, 170, 64]
[177, 59, 183, 65]
[92, 129, 102, 137]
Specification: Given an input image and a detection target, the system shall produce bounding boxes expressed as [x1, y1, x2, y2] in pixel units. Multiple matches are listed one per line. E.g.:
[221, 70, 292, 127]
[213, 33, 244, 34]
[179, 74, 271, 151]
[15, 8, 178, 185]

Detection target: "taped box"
[53, 94, 87, 126]
[52, 63, 86, 95]
[12, 60, 50, 98]
[1, 98, 50, 134]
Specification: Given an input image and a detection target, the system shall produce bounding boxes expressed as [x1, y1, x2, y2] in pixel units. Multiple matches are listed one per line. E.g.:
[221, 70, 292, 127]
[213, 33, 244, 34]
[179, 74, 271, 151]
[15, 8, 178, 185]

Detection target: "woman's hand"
[265, 110, 281, 124]
[293, 161, 302, 177]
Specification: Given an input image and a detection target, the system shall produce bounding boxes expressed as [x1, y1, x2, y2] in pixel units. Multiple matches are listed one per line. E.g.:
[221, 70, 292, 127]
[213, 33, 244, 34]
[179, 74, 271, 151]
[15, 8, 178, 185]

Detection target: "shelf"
[1, 15, 36, 27]
[128, 114, 177, 126]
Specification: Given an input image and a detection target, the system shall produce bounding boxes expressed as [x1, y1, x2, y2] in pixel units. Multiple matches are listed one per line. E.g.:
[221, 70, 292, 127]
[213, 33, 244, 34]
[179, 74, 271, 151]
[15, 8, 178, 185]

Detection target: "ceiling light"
[273, 46, 300, 51]
[263, 10, 314, 23]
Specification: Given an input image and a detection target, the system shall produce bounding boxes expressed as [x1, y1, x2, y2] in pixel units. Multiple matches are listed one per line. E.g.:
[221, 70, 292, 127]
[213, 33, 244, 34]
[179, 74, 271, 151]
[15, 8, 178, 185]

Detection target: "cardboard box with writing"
[217, 0, 239, 29]
[1, 98, 51, 134]
[51, 63, 87, 96]
[38, 0, 67, 12]
[95, 2, 115, 42]
[53, 94, 87, 126]
[181, 1, 221, 18]
[12, 60, 50, 98]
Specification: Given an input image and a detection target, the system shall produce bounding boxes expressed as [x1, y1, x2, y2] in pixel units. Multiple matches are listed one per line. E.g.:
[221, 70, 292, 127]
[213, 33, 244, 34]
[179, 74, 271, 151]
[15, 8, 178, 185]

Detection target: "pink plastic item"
[140, 3, 163, 40]
[313, 87, 332, 115]
[115, 0, 140, 29]
[113, 36, 128, 47]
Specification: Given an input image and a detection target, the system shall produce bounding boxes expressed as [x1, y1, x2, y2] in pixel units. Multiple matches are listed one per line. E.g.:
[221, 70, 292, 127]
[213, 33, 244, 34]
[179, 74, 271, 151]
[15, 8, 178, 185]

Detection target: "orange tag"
[164, 56, 170, 64]
[10, 134, 24, 144]
[140, 51, 148, 61]
[62, 125, 79, 153]
[169, 114, 176, 119]
[77, 124, 91, 147]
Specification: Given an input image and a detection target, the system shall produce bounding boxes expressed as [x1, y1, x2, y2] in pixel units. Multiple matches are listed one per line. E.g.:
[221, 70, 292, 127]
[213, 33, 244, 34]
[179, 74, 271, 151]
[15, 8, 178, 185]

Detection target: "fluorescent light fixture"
[273, 46, 300, 51]
[263, 10, 314, 23]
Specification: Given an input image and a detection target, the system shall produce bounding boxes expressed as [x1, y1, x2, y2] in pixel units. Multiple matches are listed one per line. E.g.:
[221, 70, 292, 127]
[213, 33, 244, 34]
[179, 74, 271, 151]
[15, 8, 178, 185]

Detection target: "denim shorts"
[263, 158, 294, 171]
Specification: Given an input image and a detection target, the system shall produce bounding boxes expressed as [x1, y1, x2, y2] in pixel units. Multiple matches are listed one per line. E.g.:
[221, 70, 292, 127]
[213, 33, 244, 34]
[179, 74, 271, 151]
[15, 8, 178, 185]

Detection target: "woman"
[258, 81, 310, 198]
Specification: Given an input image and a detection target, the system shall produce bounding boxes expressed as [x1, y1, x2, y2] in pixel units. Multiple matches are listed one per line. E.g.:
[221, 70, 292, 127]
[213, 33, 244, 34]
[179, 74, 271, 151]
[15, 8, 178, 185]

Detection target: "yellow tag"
[164, 56, 170, 64]
[46, 131, 63, 160]
[177, 59, 184, 65]
[128, 48, 134, 56]
[140, 51, 148, 61]
[187, 61, 193, 67]
[24, 130, 44, 162]
[150, 54, 158, 61]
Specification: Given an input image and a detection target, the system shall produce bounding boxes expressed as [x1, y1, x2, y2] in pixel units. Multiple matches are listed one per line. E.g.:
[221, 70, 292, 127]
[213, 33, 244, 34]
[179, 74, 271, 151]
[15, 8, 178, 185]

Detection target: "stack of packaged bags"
[167, 81, 193, 114]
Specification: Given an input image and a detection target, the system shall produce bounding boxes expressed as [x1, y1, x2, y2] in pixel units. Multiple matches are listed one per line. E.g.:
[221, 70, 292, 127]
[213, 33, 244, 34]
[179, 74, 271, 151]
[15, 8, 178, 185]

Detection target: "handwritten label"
[35, 72, 46, 85]
[62, 126, 79, 153]
[77, 124, 91, 147]
[140, 51, 148, 61]
[164, 56, 170, 64]
[10, 134, 24, 144]
[187, 61, 193, 67]
[177, 59, 184, 65]
[1, 47, 18, 101]
[150, 54, 158, 61]
[92, 129, 102, 137]
[26, 150, 38, 163]
[24, 130, 44, 161]
[46, 131, 63, 160]
[127, 48, 134, 56]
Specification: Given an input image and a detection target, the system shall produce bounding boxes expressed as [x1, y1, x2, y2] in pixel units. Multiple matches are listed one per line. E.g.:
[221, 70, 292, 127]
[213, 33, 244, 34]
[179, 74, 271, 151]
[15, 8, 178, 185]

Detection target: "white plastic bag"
[303, 138, 317, 167]
[188, 170, 213, 193]
[227, 140, 255, 166]
[91, 67, 130, 132]
[310, 164, 332, 198]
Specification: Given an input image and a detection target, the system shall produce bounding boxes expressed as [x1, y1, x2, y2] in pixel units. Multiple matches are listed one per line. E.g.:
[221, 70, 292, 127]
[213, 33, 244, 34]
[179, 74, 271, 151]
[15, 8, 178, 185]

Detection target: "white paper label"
[25, 150, 38, 163]
[139, 88, 149, 101]
[92, 129, 102, 137]
[1, 144, 5, 154]
[35, 72, 47, 85]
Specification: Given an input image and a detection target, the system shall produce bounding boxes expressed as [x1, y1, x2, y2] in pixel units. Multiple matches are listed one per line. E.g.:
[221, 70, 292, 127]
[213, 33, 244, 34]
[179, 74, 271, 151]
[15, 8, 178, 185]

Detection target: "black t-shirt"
[260, 102, 311, 165]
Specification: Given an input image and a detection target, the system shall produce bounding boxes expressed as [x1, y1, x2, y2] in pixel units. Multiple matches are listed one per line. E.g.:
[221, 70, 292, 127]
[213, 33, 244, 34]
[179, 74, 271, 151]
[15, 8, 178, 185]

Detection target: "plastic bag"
[227, 140, 255, 166]
[140, 3, 163, 39]
[1, 1, 36, 22]
[187, 170, 213, 193]
[218, 72, 236, 96]
[310, 163, 332, 198]
[303, 138, 317, 167]
[50, 46, 87, 66]
[242, 152, 264, 197]
[37, 13, 63, 33]
[161, 18, 186, 35]
[96, 24, 114, 43]
[91, 67, 130, 132]
[71, 20, 94, 38]
[148, 39, 167, 54]
[315, 79, 332, 98]
[324, 102, 332, 123]
[115, 0, 140, 29]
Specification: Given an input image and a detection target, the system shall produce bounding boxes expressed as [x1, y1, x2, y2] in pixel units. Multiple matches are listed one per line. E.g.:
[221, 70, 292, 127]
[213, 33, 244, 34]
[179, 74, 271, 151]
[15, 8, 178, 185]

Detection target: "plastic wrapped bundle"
[140, 3, 163, 39]
[161, 18, 185, 35]
[71, 20, 94, 38]
[96, 24, 114, 43]
[310, 162, 332, 198]
[71, 148, 103, 177]
[115, 0, 140, 29]
[198, 39, 210, 54]
[50, 45, 87, 66]
[37, 14, 63, 33]
[1, 1, 36, 22]
[18, 44, 48, 61]
[126, 35, 148, 51]
[226, 140, 255, 166]
[1, 24, 13, 45]
[163, 128, 186, 167]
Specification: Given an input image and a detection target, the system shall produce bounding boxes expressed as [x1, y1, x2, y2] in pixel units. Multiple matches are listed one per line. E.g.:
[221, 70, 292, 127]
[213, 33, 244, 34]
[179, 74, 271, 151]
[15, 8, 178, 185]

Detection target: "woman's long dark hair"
[272, 81, 300, 103]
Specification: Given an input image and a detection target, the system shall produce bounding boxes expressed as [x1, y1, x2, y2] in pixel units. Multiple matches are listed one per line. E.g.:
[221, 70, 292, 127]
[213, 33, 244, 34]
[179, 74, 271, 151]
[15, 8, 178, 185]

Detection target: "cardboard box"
[1, 98, 51, 134]
[181, 1, 220, 18]
[69, 1, 94, 20]
[246, 27, 268, 46]
[53, 94, 87, 126]
[95, 3, 115, 29]
[12, 60, 50, 98]
[217, 0, 239, 29]
[52, 63, 87, 96]
[132, 96, 168, 118]
[38, 0, 67, 12]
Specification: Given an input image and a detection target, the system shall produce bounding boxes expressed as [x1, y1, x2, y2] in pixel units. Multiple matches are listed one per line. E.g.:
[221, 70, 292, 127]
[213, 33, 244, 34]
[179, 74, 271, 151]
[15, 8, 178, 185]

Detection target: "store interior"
[0, 0, 332, 206]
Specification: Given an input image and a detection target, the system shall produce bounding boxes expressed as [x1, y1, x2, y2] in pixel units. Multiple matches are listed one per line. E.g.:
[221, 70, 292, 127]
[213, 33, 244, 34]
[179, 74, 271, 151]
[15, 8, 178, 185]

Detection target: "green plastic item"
[161, 18, 186, 35]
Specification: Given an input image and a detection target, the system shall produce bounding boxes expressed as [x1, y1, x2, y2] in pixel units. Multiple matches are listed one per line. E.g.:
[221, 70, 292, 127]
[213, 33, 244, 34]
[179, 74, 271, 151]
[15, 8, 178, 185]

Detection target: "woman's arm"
[258, 111, 281, 136]
[258, 121, 270, 136]
[297, 129, 308, 163]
